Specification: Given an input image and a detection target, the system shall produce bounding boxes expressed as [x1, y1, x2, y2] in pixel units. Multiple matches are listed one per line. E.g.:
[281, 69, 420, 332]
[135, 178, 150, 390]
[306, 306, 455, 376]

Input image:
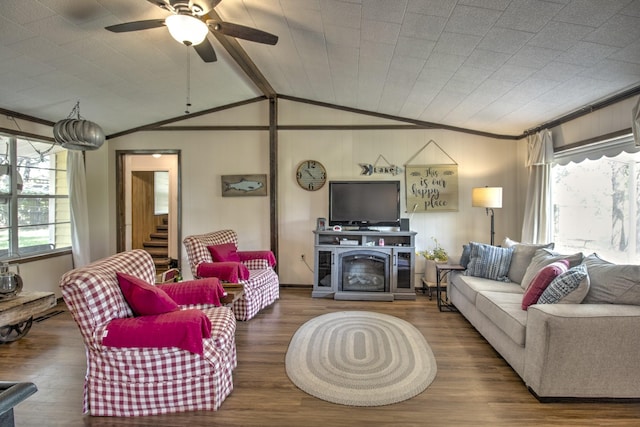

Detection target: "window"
[0, 134, 70, 259]
[552, 134, 639, 264]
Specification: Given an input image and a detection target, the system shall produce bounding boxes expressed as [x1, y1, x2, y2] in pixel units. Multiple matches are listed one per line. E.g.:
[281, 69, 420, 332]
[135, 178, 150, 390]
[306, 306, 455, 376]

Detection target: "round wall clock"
[296, 160, 327, 191]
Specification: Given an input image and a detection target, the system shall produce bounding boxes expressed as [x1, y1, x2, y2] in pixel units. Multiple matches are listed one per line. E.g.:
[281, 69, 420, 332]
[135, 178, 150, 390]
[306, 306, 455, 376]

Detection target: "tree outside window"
[552, 148, 639, 264]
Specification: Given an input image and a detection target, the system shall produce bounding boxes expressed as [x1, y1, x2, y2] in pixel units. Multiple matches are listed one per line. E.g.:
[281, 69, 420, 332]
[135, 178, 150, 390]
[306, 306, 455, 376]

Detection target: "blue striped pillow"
[465, 242, 514, 282]
[537, 264, 589, 304]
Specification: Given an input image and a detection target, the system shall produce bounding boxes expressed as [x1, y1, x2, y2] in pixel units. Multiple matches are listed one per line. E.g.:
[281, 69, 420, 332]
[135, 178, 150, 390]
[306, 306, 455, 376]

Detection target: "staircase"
[142, 217, 171, 274]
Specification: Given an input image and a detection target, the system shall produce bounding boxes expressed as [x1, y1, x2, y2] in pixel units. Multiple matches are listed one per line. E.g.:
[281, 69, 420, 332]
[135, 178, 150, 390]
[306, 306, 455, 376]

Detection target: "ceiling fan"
[105, 0, 278, 63]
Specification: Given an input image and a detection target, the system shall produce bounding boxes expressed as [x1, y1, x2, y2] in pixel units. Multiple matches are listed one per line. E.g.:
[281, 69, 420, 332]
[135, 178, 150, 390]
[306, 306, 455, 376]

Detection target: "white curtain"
[67, 150, 91, 267]
[521, 130, 553, 244]
[633, 95, 640, 146]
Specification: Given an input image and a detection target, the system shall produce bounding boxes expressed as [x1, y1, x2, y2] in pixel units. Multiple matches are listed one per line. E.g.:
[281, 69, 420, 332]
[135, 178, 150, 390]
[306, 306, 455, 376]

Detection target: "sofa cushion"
[476, 291, 528, 346]
[582, 253, 640, 305]
[116, 272, 179, 316]
[465, 242, 514, 282]
[450, 273, 523, 305]
[508, 242, 555, 285]
[521, 259, 569, 310]
[538, 264, 590, 304]
[520, 249, 584, 291]
[207, 243, 241, 262]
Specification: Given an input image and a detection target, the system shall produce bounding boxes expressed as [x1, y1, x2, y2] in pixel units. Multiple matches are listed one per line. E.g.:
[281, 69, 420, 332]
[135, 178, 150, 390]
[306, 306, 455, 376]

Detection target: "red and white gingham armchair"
[60, 249, 237, 417]
[183, 229, 280, 321]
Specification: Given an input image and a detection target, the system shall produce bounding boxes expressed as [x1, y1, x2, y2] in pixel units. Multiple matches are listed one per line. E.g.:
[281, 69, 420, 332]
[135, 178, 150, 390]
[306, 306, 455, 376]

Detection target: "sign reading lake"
[405, 165, 458, 212]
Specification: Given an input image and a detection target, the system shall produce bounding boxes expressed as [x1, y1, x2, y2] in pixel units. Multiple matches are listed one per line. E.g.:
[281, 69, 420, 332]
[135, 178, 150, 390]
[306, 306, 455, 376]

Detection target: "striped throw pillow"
[537, 264, 589, 304]
[465, 242, 514, 282]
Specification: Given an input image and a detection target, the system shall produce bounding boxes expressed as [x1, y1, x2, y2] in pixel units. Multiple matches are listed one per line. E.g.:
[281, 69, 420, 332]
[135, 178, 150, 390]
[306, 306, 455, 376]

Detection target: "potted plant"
[418, 238, 448, 285]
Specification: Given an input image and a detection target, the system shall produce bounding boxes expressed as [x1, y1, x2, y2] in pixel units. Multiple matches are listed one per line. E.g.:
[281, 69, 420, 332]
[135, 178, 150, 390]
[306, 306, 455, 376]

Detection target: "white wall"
[108, 102, 271, 278]
[277, 99, 520, 286]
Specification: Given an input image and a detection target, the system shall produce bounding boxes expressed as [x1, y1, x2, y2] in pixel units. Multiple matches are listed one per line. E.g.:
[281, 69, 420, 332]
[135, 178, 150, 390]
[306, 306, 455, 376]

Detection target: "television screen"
[329, 181, 400, 229]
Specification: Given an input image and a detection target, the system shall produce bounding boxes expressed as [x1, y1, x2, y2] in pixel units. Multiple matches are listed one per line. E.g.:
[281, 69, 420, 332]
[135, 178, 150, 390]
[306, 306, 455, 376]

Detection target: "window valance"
[554, 133, 638, 166]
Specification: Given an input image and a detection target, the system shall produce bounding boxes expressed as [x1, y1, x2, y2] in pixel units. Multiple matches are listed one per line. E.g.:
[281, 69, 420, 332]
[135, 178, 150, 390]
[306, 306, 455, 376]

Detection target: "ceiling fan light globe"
[166, 14, 208, 46]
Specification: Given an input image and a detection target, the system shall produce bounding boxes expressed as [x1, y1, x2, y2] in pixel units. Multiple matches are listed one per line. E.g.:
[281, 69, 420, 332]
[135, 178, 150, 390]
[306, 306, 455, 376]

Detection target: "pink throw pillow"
[207, 243, 241, 262]
[521, 260, 569, 310]
[117, 272, 179, 316]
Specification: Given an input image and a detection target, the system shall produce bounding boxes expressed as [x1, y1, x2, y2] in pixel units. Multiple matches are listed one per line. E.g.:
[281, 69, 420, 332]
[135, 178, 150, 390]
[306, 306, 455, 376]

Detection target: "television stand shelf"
[312, 230, 416, 301]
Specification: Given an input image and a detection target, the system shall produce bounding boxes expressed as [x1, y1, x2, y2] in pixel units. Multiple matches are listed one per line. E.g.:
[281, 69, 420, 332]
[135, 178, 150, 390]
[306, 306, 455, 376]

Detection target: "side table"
[435, 264, 465, 312]
[221, 283, 244, 307]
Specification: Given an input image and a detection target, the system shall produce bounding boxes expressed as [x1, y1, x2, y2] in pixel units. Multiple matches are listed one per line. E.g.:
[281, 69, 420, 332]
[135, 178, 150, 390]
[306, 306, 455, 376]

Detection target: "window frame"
[0, 133, 72, 261]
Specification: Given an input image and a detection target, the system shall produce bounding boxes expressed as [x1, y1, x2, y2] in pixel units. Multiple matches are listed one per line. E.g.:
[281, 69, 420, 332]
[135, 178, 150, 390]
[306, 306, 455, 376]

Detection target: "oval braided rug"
[285, 311, 437, 406]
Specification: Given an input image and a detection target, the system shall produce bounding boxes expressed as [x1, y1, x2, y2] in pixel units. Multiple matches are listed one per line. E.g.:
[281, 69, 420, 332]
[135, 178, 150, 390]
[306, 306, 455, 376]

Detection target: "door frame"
[116, 149, 182, 269]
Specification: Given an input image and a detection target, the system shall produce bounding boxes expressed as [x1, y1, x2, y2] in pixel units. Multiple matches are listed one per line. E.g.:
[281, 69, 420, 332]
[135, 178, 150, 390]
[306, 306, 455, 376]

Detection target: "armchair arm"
[238, 250, 277, 267]
[0, 382, 37, 416]
[102, 309, 212, 355]
[524, 303, 640, 398]
[196, 261, 250, 282]
[157, 278, 227, 307]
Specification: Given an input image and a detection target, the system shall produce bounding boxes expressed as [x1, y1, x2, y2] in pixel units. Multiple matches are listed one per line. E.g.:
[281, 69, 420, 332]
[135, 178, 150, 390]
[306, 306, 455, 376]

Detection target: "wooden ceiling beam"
[204, 10, 276, 99]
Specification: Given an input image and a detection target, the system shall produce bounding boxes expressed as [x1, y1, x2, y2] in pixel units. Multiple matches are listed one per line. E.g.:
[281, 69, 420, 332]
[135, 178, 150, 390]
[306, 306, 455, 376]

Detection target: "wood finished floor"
[2, 287, 640, 426]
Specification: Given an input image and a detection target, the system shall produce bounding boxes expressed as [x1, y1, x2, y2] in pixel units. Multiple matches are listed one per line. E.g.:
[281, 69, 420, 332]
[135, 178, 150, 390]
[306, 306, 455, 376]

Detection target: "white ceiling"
[1, 0, 640, 137]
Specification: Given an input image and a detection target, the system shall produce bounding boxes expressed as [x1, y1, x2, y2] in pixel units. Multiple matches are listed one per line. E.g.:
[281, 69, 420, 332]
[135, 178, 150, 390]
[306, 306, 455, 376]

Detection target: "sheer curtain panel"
[67, 150, 91, 267]
[521, 130, 553, 244]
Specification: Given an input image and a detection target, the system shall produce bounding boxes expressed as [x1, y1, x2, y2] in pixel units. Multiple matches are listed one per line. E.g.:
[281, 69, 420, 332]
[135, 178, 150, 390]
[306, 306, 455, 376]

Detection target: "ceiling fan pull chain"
[185, 46, 192, 114]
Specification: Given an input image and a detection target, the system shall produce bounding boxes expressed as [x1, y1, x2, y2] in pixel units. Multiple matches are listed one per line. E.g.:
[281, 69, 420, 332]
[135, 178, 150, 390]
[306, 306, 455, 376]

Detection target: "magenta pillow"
[117, 272, 179, 316]
[521, 260, 569, 310]
[238, 250, 277, 267]
[158, 278, 227, 306]
[207, 243, 241, 262]
[102, 309, 212, 355]
[197, 262, 250, 282]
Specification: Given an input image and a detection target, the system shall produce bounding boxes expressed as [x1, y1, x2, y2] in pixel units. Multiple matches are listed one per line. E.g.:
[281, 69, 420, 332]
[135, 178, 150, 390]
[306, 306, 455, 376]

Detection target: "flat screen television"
[329, 180, 400, 229]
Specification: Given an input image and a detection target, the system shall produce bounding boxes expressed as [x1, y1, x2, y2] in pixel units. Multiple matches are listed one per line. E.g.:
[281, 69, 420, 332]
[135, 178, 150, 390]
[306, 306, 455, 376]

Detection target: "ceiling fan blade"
[193, 38, 217, 62]
[105, 19, 166, 33]
[207, 20, 278, 45]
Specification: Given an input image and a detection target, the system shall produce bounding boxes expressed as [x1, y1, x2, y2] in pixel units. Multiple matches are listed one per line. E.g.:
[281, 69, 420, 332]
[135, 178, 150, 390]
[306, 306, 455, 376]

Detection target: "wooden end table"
[0, 291, 57, 343]
[221, 283, 244, 307]
[435, 264, 465, 312]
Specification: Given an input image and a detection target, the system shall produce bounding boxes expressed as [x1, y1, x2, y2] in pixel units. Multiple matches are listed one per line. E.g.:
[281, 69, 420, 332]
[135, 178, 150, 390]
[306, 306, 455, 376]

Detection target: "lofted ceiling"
[1, 0, 640, 138]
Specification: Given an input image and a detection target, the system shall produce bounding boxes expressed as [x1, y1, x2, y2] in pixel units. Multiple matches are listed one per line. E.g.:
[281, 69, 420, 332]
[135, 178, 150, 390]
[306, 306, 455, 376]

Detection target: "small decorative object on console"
[0, 263, 23, 300]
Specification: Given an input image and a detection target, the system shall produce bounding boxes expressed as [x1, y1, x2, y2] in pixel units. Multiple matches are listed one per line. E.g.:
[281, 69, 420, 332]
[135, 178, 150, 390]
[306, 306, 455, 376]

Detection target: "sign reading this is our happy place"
[405, 165, 458, 212]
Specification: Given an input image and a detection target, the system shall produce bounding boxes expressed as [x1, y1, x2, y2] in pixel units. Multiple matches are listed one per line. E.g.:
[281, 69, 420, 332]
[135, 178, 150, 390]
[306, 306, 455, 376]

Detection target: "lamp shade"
[166, 14, 208, 46]
[472, 187, 502, 208]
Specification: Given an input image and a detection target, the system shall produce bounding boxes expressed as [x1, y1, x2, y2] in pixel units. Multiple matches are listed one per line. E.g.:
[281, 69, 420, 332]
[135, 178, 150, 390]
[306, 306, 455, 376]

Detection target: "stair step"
[143, 240, 168, 248]
[145, 248, 169, 257]
[150, 232, 168, 240]
[154, 258, 171, 267]
[156, 224, 168, 232]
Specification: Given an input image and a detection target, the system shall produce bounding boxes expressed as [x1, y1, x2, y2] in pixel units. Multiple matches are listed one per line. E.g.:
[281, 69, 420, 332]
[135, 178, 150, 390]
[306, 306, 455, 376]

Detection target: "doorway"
[116, 150, 181, 272]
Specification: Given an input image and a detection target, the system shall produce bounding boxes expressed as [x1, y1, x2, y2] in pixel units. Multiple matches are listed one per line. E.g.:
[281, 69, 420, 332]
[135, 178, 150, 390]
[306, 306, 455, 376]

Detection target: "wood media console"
[312, 230, 416, 301]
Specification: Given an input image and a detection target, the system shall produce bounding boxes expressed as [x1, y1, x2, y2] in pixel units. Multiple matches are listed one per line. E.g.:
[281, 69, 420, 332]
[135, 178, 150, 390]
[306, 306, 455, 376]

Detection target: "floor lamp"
[472, 187, 503, 246]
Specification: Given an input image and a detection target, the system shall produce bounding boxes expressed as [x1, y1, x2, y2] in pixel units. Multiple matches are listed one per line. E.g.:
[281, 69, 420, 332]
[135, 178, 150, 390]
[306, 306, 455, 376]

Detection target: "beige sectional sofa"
[448, 242, 640, 400]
